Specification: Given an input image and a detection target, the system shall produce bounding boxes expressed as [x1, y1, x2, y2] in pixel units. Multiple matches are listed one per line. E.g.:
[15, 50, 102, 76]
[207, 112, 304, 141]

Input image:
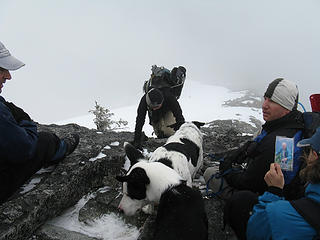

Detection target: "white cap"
[0, 41, 25, 70]
[264, 78, 299, 111]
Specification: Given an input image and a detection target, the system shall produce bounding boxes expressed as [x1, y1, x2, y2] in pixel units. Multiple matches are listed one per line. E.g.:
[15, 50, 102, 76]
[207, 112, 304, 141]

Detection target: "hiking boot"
[63, 133, 80, 156]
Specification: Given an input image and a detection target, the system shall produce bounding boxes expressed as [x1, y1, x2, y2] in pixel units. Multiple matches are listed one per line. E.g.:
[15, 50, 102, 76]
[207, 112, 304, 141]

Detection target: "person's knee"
[224, 191, 258, 240]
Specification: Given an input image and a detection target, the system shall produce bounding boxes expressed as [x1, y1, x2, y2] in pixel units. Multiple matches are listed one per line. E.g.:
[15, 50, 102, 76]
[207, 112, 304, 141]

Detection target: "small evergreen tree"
[89, 101, 128, 131]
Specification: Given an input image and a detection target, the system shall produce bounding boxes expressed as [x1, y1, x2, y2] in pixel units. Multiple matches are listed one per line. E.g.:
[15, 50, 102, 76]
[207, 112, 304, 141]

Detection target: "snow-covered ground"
[48, 81, 264, 240]
[47, 189, 140, 240]
[57, 81, 264, 136]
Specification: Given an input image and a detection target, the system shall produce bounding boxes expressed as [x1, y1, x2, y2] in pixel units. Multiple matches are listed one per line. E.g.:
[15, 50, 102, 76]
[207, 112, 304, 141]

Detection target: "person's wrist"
[267, 186, 284, 197]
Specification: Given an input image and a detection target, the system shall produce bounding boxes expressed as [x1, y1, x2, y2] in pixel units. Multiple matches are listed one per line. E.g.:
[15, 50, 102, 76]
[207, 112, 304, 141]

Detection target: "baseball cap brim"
[297, 139, 312, 148]
[297, 127, 320, 154]
[0, 55, 25, 71]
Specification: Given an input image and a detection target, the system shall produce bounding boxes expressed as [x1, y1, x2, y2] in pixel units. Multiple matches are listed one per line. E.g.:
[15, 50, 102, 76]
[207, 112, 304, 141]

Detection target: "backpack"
[302, 112, 320, 138]
[143, 65, 186, 99]
[280, 111, 320, 199]
[290, 197, 320, 240]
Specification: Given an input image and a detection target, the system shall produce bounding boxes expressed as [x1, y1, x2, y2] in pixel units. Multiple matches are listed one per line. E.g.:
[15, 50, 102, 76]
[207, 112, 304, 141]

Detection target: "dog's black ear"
[124, 142, 144, 165]
[192, 121, 205, 129]
[181, 179, 188, 185]
[116, 175, 128, 183]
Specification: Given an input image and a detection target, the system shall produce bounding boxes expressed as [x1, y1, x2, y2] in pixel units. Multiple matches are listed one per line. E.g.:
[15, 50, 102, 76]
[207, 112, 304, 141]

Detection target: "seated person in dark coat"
[204, 78, 304, 200]
[0, 41, 79, 204]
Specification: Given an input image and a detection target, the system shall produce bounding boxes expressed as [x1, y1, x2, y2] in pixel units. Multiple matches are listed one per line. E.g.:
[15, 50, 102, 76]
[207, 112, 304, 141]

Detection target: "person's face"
[262, 97, 290, 122]
[0, 67, 11, 93]
[282, 142, 287, 150]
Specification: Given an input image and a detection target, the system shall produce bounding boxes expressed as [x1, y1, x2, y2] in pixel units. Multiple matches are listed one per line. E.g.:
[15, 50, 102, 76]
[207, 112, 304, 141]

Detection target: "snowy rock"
[0, 119, 261, 240]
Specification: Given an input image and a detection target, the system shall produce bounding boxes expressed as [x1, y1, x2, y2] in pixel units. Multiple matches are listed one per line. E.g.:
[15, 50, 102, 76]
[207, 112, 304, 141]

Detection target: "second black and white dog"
[116, 121, 204, 216]
[149, 121, 204, 187]
[116, 121, 208, 239]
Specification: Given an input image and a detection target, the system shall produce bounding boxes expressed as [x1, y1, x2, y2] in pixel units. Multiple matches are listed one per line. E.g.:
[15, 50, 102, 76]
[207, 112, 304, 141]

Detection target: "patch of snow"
[36, 166, 55, 174]
[21, 177, 42, 194]
[89, 152, 106, 162]
[98, 186, 110, 193]
[110, 141, 120, 146]
[242, 100, 254, 104]
[47, 192, 139, 240]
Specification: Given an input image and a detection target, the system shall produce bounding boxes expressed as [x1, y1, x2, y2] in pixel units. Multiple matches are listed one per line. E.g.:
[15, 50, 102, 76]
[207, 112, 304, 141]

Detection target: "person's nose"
[4, 70, 12, 80]
[262, 98, 269, 110]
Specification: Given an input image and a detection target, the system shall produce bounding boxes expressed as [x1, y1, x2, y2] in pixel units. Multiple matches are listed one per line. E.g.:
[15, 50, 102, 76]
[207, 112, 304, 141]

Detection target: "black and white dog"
[116, 140, 208, 239]
[116, 121, 204, 216]
[149, 121, 204, 187]
[153, 183, 208, 240]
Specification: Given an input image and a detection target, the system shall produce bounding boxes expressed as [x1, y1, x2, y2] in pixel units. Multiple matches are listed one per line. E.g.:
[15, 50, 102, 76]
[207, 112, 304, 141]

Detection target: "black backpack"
[302, 112, 320, 138]
[290, 197, 320, 240]
[143, 65, 186, 99]
[283, 111, 320, 199]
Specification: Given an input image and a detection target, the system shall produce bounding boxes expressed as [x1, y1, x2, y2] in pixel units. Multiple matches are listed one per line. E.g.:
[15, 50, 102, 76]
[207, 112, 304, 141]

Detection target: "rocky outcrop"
[0, 119, 261, 240]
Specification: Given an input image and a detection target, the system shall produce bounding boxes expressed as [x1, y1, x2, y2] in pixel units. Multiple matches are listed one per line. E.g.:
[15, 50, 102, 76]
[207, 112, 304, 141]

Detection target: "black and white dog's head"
[116, 142, 184, 216]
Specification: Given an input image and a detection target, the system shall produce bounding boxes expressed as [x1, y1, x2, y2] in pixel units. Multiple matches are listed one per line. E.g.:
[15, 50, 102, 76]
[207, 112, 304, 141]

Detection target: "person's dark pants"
[224, 190, 259, 240]
[0, 132, 63, 204]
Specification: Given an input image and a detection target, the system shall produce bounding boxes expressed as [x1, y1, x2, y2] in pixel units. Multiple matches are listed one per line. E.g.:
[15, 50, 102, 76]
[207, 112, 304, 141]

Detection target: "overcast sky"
[1, 0, 319, 123]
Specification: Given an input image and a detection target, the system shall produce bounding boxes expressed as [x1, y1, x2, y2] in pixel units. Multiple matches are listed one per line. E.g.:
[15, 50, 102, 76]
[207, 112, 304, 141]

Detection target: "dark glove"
[167, 121, 184, 131]
[131, 133, 143, 150]
[4, 101, 31, 123]
[225, 141, 256, 165]
[219, 156, 233, 174]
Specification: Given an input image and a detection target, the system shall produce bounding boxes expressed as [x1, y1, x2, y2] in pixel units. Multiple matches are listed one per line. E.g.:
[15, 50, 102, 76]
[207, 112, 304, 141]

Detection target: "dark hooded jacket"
[0, 96, 38, 164]
[220, 110, 304, 198]
[0, 96, 39, 202]
[134, 87, 184, 141]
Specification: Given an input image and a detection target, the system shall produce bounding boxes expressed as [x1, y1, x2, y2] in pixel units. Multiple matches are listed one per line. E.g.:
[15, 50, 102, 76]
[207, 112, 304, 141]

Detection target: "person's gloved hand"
[4, 101, 31, 123]
[219, 156, 233, 174]
[167, 121, 184, 131]
[226, 141, 255, 164]
[131, 134, 143, 151]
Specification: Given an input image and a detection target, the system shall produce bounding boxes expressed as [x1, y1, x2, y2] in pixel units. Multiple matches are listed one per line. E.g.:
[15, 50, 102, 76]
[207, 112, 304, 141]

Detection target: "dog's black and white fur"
[149, 121, 204, 186]
[154, 184, 208, 240]
[116, 143, 208, 240]
[116, 121, 204, 216]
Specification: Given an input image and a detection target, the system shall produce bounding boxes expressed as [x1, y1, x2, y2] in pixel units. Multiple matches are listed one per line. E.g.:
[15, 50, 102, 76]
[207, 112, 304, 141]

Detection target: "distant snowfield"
[56, 81, 264, 136]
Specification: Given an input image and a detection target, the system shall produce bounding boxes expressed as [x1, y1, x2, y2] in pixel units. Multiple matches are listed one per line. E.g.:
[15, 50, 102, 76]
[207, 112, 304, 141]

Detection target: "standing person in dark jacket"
[224, 127, 320, 240]
[0, 41, 80, 204]
[204, 78, 304, 200]
[132, 79, 185, 150]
